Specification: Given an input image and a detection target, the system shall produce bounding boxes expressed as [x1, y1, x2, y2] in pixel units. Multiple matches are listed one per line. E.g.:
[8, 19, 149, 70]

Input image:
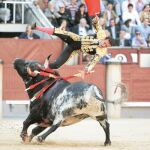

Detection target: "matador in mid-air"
[32, 16, 111, 73]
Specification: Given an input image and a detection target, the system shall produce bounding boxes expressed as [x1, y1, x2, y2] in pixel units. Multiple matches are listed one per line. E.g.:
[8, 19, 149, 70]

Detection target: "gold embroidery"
[55, 19, 108, 70]
[54, 28, 81, 41]
[97, 30, 107, 40]
[85, 54, 100, 72]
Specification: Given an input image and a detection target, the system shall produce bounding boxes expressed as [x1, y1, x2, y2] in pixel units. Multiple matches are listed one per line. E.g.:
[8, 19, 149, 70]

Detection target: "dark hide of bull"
[13, 58, 111, 146]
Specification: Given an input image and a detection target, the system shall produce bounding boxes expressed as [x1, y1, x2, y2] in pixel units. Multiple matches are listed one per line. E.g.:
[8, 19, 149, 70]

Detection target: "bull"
[13, 58, 126, 146]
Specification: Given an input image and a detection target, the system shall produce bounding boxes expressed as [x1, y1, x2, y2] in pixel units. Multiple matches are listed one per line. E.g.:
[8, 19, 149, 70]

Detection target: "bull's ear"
[44, 54, 52, 68]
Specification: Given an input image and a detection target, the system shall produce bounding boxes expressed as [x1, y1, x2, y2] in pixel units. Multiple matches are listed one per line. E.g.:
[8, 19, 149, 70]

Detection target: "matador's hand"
[92, 15, 99, 24]
[75, 70, 94, 79]
[74, 70, 86, 79]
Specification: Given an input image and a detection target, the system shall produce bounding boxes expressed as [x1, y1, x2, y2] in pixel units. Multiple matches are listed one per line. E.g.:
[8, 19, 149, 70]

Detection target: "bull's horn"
[27, 67, 38, 77]
[27, 67, 32, 75]
[44, 54, 52, 68]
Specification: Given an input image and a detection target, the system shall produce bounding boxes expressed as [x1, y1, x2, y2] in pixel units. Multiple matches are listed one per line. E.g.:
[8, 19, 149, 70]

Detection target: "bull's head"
[13, 58, 43, 83]
[13, 55, 58, 83]
[13, 57, 59, 101]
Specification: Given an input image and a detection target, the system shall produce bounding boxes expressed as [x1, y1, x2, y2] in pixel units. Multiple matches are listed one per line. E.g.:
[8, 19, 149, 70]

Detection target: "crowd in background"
[33, 0, 150, 48]
[0, 0, 150, 47]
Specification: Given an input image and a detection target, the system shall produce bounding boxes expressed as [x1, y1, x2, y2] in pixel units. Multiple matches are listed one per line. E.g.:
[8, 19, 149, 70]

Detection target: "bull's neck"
[25, 76, 71, 100]
[25, 75, 48, 99]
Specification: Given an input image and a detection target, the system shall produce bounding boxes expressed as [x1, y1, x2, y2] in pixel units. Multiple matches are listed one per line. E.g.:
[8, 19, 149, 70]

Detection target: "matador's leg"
[35, 26, 80, 44]
[49, 46, 75, 69]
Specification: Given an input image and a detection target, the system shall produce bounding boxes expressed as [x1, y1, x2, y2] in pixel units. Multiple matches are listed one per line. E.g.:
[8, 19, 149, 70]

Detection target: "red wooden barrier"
[0, 39, 150, 102]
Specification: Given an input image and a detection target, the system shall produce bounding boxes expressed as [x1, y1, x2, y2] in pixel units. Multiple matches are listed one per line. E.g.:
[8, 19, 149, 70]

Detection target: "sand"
[0, 118, 150, 150]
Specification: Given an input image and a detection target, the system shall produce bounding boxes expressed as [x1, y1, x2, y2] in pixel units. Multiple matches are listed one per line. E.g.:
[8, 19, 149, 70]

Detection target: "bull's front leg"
[37, 121, 61, 143]
[28, 126, 47, 142]
[20, 116, 36, 142]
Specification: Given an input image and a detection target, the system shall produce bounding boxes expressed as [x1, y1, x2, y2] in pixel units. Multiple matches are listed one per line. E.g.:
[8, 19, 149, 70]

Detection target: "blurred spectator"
[74, 4, 91, 27]
[56, 3, 72, 27]
[132, 30, 147, 47]
[122, 0, 136, 13]
[71, 18, 89, 36]
[139, 4, 150, 24]
[121, 19, 136, 38]
[107, 18, 120, 41]
[98, 17, 106, 30]
[117, 0, 124, 6]
[37, 0, 49, 12]
[122, 3, 141, 26]
[118, 30, 131, 47]
[113, 0, 122, 18]
[66, 0, 79, 26]
[33, 0, 40, 7]
[135, 0, 146, 13]
[19, 25, 40, 39]
[44, 2, 59, 27]
[137, 18, 150, 41]
[107, 0, 115, 4]
[103, 3, 119, 27]
[0, 2, 10, 23]
[59, 19, 69, 31]
[51, 0, 69, 11]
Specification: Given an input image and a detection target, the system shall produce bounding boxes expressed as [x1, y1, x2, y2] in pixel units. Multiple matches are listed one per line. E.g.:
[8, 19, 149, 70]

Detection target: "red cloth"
[85, 0, 101, 16]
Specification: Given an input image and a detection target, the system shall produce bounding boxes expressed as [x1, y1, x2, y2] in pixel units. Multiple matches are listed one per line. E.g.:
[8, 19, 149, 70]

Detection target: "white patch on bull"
[73, 86, 105, 117]
[51, 85, 105, 122]
[58, 92, 78, 113]
[53, 114, 64, 125]
[74, 97, 104, 118]
[61, 115, 88, 126]
[51, 89, 68, 115]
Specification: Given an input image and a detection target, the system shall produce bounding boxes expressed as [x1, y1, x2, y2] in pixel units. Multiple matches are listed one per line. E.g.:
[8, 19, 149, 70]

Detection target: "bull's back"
[65, 82, 93, 94]
[52, 81, 105, 119]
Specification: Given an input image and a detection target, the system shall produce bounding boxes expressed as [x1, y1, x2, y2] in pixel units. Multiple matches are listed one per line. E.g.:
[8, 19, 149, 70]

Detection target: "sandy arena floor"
[0, 118, 150, 150]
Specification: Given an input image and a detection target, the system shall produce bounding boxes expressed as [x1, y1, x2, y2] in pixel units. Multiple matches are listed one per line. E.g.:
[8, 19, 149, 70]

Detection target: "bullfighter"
[32, 16, 111, 73]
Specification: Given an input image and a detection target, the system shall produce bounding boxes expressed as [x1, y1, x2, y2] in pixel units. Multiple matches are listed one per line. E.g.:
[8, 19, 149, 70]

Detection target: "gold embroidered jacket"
[54, 19, 108, 71]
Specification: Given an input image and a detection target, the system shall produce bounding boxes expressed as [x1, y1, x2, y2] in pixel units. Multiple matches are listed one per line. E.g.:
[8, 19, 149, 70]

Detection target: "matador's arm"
[85, 54, 100, 72]
[92, 15, 101, 33]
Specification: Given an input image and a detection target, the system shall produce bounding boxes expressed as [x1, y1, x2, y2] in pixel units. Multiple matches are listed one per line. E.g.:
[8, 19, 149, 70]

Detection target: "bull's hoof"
[28, 134, 34, 143]
[104, 140, 111, 146]
[24, 136, 31, 144]
[37, 136, 44, 143]
[20, 132, 28, 142]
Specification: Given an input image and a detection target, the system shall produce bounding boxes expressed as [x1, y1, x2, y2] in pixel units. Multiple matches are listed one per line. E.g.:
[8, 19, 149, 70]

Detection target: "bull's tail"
[93, 83, 128, 105]
[112, 82, 128, 104]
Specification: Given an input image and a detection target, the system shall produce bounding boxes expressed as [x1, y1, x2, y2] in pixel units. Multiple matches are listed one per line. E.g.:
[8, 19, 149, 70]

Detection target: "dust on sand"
[0, 119, 150, 150]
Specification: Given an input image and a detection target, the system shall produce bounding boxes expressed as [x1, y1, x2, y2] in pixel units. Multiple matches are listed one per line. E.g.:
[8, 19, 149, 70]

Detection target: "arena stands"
[34, 0, 150, 47]
[0, 0, 149, 46]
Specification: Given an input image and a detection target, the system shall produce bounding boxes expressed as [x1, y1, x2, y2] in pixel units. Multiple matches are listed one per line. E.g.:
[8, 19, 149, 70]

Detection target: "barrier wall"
[0, 39, 150, 102]
[0, 39, 106, 100]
